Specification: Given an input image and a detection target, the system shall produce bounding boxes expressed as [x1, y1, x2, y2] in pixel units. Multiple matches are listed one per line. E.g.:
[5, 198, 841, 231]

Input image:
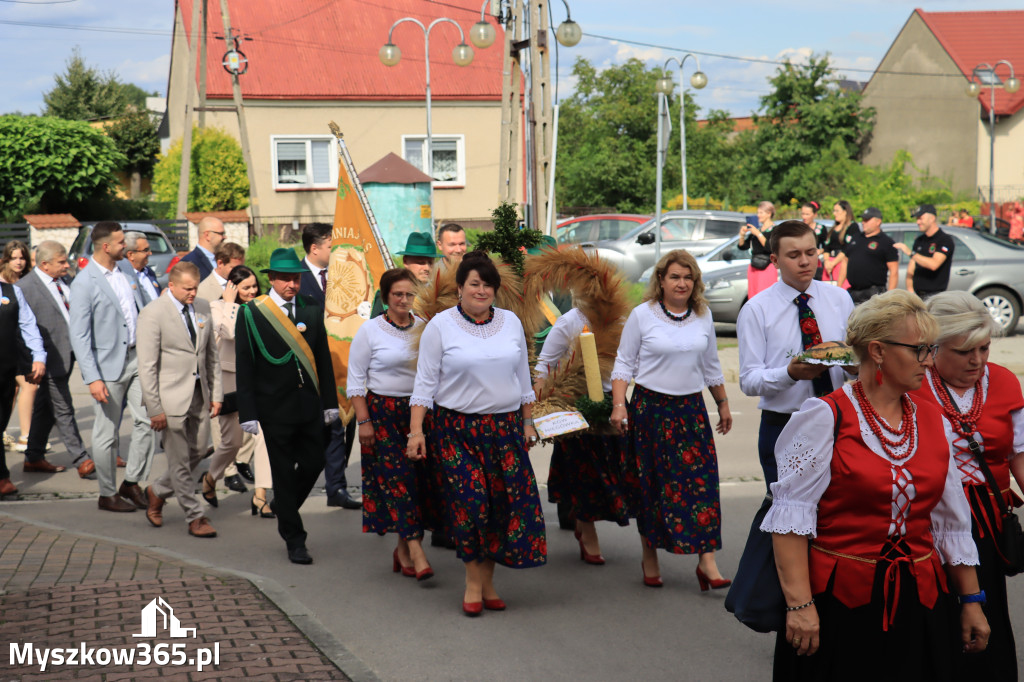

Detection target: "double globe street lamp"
[653, 54, 707, 260]
[965, 60, 1019, 235]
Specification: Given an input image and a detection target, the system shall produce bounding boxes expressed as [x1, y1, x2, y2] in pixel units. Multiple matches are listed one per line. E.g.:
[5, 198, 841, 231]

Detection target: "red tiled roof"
[184, 210, 250, 223]
[696, 116, 755, 132]
[23, 214, 81, 229]
[360, 151, 433, 184]
[176, 0, 504, 102]
[917, 9, 1024, 116]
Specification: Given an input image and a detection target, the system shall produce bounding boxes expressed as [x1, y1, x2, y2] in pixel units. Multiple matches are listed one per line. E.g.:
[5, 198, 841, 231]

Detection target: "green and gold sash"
[242, 295, 319, 394]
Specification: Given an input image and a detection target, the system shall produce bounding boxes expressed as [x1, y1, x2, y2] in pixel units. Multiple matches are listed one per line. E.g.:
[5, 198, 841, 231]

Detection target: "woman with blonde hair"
[738, 201, 777, 298]
[611, 249, 733, 589]
[764, 289, 988, 680]
[910, 291, 1023, 680]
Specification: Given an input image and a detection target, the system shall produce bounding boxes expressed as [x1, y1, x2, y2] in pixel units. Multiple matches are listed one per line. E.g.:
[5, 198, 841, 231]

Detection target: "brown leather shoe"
[98, 495, 136, 512]
[116, 456, 126, 468]
[0, 478, 17, 495]
[145, 486, 164, 527]
[23, 459, 67, 473]
[77, 459, 96, 478]
[188, 516, 217, 538]
[118, 481, 148, 510]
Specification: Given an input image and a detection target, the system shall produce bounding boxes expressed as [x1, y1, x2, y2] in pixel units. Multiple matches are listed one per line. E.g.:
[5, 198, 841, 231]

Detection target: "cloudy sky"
[2, 0, 1020, 117]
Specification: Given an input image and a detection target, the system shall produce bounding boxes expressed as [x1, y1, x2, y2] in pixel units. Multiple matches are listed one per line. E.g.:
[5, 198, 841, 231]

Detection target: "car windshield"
[704, 219, 742, 239]
[144, 233, 172, 255]
[621, 219, 654, 240]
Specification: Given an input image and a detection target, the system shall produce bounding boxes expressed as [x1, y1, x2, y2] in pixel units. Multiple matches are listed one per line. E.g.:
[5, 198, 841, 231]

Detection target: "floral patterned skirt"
[361, 392, 442, 540]
[548, 432, 632, 525]
[624, 385, 722, 554]
[431, 406, 547, 568]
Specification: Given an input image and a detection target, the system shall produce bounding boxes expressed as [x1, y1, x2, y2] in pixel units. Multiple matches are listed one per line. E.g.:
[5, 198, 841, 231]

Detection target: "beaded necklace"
[929, 370, 983, 438]
[851, 380, 916, 460]
[658, 299, 692, 322]
[457, 304, 494, 326]
[382, 311, 414, 331]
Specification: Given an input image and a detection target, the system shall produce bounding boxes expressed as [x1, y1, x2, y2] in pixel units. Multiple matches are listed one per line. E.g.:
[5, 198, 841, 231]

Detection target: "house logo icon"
[132, 597, 197, 638]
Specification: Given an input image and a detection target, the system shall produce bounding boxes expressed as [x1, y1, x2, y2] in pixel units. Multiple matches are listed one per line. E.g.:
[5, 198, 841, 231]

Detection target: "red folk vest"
[810, 389, 950, 612]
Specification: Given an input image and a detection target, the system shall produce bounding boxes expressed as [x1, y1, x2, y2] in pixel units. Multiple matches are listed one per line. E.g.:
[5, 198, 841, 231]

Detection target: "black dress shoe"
[288, 545, 313, 565]
[326, 490, 362, 509]
[223, 474, 248, 493]
[235, 462, 255, 483]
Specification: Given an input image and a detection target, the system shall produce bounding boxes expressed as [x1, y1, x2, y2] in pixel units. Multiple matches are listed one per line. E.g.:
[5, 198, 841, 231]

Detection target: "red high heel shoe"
[392, 549, 415, 577]
[641, 561, 663, 588]
[696, 566, 732, 591]
[483, 598, 507, 611]
[415, 564, 434, 581]
[462, 601, 483, 617]
[578, 538, 606, 565]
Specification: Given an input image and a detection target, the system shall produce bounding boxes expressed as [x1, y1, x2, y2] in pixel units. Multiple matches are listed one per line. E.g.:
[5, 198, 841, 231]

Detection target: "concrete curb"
[0, 509, 381, 682]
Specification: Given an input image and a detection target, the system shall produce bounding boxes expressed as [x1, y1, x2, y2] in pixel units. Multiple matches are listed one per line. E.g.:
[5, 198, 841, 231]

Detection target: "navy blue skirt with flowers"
[431, 406, 547, 568]
[547, 433, 632, 525]
[361, 392, 441, 540]
[623, 385, 722, 554]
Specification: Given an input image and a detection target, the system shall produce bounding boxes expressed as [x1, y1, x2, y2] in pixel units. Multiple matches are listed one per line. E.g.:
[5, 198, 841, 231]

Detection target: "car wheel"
[975, 287, 1021, 334]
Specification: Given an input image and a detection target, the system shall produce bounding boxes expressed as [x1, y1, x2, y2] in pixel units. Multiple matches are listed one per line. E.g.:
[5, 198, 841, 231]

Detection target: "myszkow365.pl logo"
[8, 596, 221, 673]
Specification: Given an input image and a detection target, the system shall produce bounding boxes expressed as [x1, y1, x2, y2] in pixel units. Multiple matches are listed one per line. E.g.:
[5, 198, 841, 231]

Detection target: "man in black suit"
[16, 241, 92, 477]
[180, 216, 226, 281]
[299, 223, 361, 510]
[235, 248, 339, 564]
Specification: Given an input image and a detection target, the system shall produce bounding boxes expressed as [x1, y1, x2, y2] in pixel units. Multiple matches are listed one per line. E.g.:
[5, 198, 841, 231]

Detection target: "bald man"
[181, 216, 227, 281]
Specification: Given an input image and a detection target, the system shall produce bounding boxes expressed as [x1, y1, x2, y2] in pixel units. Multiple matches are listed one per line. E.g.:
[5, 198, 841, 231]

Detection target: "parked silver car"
[68, 222, 178, 287]
[700, 225, 1024, 333]
[584, 209, 749, 281]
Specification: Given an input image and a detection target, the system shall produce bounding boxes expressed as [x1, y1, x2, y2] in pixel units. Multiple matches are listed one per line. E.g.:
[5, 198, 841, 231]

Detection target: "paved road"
[2, 333, 1024, 680]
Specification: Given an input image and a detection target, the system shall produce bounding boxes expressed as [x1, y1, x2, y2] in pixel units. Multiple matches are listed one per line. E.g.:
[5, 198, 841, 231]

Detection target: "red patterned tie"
[319, 268, 327, 293]
[794, 293, 834, 396]
[53, 278, 69, 311]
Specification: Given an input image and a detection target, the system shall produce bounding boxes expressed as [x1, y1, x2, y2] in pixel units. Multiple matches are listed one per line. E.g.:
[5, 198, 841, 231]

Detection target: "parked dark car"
[555, 214, 651, 245]
[584, 209, 748, 281]
[68, 223, 178, 287]
[701, 225, 1024, 334]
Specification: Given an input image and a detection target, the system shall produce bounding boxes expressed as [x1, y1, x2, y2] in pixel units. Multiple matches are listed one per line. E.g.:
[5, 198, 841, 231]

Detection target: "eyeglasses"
[881, 340, 939, 362]
[206, 231, 226, 237]
[129, 248, 152, 254]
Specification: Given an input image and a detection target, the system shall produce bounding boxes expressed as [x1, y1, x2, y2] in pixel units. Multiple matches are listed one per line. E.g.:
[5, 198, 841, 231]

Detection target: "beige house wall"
[166, 8, 510, 227]
[860, 13, 979, 195]
[976, 112, 1024, 201]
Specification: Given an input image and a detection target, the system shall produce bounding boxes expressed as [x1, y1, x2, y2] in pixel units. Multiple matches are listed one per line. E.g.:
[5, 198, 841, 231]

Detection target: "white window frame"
[401, 134, 466, 188]
[270, 135, 337, 190]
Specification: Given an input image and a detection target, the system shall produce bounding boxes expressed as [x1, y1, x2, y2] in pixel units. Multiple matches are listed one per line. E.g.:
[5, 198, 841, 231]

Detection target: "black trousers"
[848, 285, 885, 305]
[0, 365, 17, 480]
[261, 418, 325, 549]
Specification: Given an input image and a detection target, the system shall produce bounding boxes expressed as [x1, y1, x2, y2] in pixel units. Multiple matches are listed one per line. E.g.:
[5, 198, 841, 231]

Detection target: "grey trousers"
[91, 348, 156, 497]
[25, 369, 88, 464]
[151, 383, 206, 524]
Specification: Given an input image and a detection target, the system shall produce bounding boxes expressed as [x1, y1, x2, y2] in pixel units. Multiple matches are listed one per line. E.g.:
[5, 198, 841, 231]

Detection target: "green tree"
[106, 110, 160, 198]
[153, 126, 250, 218]
[0, 115, 124, 219]
[747, 55, 875, 204]
[43, 47, 135, 120]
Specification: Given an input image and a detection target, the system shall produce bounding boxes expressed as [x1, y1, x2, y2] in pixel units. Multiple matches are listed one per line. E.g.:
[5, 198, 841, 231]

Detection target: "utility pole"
[175, 0, 202, 221]
[197, 0, 208, 128]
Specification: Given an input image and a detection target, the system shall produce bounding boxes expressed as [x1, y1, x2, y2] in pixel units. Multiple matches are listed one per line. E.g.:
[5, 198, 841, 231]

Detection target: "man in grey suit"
[17, 241, 92, 477]
[119, 231, 162, 305]
[69, 221, 156, 513]
[138, 262, 222, 538]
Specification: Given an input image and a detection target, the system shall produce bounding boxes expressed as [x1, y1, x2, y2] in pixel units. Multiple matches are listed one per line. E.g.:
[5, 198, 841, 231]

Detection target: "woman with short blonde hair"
[738, 201, 777, 299]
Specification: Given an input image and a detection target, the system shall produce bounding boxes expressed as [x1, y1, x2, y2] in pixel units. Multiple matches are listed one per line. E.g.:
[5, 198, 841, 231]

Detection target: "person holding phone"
[737, 201, 777, 299]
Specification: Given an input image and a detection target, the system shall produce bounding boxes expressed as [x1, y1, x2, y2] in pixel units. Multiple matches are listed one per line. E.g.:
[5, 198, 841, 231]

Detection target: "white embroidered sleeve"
[931, 418, 980, 566]
[1011, 406, 1024, 459]
[410, 318, 442, 410]
[611, 307, 641, 383]
[345, 324, 371, 399]
[534, 310, 577, 380]
[760, 397, 835, 537]
[516, 323, 537, 405]
[701, 312, 726, 388]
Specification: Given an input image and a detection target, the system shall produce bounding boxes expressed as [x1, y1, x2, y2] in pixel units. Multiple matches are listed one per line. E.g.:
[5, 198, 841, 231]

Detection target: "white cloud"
[612, 41, 664, 63]
[116, 53, 170, 88]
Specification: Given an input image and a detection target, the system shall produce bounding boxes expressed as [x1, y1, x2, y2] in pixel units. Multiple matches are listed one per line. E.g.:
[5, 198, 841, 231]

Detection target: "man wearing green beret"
[396, 232, 439, 283]
[235, 248, 338, 565]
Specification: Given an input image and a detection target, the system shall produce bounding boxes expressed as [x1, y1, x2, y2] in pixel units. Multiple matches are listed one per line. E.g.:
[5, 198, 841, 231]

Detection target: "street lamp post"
[965, 60, 1020, 235]
[655, 54, 707, 211]
[380, 18, 475, 224]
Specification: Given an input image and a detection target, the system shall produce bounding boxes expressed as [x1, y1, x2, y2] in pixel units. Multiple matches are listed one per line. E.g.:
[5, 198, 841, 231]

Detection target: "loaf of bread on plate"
[803, 341, 855, 362]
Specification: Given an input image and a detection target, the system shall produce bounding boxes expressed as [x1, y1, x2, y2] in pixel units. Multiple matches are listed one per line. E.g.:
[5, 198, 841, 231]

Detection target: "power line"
[0, 0, 79, 4]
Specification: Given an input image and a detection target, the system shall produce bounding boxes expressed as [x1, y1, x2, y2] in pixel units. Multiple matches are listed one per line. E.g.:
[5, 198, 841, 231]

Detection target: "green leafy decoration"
[475, 200, 542, 276]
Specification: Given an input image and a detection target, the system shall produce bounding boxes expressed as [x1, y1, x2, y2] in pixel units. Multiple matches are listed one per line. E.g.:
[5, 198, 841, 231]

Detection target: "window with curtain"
[272, 136, 335, 189]
[401, 135, 465, 187]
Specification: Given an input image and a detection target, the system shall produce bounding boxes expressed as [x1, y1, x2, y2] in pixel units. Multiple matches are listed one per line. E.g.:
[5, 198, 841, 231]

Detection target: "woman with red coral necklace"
[763, 290, 989, 681]
[910, 291, 1024, 681]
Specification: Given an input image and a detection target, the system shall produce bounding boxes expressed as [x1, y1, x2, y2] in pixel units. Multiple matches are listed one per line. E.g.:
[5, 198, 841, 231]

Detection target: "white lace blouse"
[535, 308, 612, 393]
[761, 384, 979, 566]
[346, 315, 423, 399]
[411, 307, 536, 414]
[611, 301, 725, 396]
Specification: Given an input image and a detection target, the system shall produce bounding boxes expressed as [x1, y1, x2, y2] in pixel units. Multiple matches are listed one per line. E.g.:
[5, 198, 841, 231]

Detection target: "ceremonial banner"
[325, 122, 394, 423]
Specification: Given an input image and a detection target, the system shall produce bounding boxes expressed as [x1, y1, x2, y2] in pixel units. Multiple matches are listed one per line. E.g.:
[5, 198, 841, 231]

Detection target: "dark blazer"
[234, 294, 337, 426]
[16, 270, 74, 377]
[180, 247, 214, 281]
[299, 263, 325, 304]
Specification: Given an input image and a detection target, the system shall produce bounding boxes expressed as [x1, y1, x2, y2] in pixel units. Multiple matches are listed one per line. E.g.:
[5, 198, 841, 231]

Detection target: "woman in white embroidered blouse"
[407, 251, 546, 617]
[610, 249, 733, 590]
[348, 268, 436, 582]
[205, 266, 275, 518]
[763, 290, 988, 680]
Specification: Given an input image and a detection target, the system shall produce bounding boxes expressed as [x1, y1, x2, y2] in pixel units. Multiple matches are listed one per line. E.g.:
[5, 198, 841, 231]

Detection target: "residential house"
[861, 9, 1024, 200]
[165, 0, 508, 230]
